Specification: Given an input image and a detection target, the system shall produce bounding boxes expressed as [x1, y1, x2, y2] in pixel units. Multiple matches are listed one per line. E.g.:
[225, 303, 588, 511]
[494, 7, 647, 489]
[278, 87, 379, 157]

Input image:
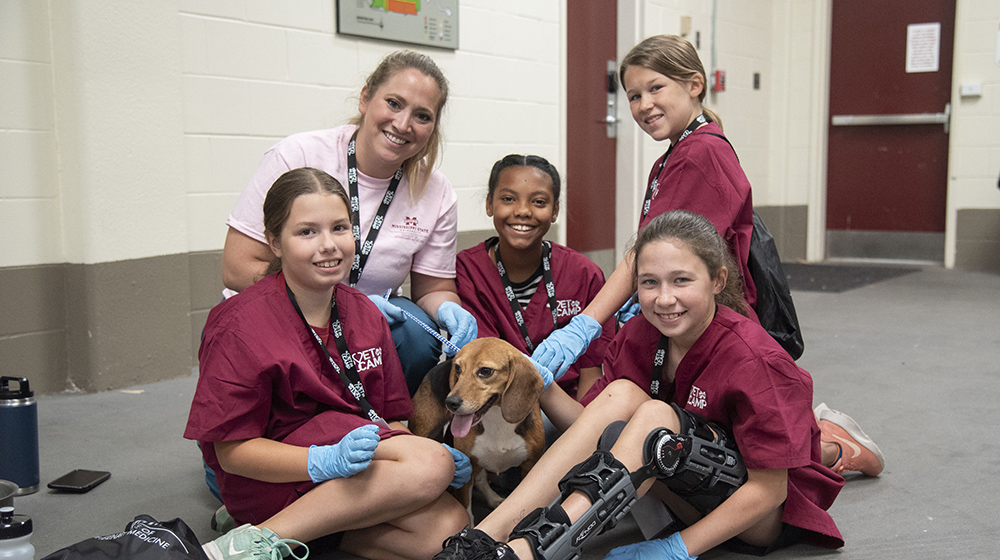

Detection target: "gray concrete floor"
[11, 265, 1000, 559]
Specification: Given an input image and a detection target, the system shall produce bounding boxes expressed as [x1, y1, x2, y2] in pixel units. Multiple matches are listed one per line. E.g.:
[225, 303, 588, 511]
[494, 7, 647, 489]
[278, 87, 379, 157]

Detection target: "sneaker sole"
[203, 541, 224, 560]
[817, 406, 885, 474]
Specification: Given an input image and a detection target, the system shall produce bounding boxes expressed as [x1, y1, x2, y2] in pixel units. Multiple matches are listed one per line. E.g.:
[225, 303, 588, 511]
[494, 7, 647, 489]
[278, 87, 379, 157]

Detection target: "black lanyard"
[347, 130, 403, 288]
[642, 114, 707, 219]
[488, 237, 557, 353]
[649, 335, 670, 398]
[285, 283, 385, 426]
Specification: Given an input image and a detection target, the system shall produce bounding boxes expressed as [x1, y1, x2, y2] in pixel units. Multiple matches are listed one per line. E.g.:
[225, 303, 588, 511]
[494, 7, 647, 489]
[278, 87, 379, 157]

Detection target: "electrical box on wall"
[712, 70, 726, 92]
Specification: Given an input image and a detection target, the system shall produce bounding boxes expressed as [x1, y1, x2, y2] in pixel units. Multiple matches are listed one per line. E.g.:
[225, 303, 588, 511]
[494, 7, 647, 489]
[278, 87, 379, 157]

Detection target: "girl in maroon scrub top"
[433, 211, 882, 560]
[187, 168, 467, 560]
[455, 155, 614, 431]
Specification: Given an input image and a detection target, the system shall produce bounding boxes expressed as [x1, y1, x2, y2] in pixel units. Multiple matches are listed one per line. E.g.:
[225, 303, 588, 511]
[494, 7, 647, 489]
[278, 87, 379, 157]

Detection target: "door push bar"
[831, 103, 950, 133]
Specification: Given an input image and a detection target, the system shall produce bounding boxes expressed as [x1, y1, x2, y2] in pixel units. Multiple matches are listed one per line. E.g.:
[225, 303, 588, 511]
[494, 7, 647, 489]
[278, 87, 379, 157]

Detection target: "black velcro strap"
[556, 450, 627, 503]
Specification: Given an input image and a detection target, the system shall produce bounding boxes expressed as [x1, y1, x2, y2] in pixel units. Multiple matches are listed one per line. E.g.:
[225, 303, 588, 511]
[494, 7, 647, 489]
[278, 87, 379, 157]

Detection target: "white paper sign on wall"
[906, 22, 940, 73]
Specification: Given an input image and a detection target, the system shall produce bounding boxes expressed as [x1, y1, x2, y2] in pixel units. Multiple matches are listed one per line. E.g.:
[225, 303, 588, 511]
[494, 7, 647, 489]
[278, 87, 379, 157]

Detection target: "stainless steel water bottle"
[0, 506, 34, 560]
[0, 378, 39, 496]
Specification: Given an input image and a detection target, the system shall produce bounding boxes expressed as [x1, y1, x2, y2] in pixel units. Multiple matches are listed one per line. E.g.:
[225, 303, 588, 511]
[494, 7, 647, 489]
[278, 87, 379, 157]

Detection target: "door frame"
[809, 0, 833, 262]
[613, 0, 647, 264]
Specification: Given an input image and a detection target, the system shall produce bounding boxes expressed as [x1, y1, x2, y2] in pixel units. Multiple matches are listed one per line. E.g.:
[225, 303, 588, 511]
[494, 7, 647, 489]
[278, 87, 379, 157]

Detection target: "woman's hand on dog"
[442, 443, 472, 489]
[306, 424, 381, 482]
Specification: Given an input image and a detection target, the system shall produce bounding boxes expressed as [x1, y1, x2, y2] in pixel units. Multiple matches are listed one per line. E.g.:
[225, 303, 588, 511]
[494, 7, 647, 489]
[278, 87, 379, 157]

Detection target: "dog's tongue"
[451, 413, 474, 438]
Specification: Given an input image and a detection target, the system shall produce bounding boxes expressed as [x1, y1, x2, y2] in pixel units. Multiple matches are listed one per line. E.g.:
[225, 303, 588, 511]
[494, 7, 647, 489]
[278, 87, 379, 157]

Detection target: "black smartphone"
[47, 469, 111, 493]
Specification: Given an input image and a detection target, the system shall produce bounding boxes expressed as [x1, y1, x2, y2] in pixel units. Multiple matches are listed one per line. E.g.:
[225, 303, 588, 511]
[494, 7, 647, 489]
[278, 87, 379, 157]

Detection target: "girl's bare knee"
[631, 399, 680, 432]
[593, 379, 649, 415]
[405, 438, 455, 497]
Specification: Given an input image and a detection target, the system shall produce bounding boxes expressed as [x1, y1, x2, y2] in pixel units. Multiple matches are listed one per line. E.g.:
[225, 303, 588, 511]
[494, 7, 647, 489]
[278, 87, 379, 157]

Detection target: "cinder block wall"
[3, 1, 997, 395]
[0, 1, 566, 394]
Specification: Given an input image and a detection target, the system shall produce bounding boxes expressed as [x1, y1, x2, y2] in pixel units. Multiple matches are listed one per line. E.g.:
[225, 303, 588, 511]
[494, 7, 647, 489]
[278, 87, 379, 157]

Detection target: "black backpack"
[42, 516, 208, 560]
[747, 210, 804, 359]
[701, 132, 805, 359]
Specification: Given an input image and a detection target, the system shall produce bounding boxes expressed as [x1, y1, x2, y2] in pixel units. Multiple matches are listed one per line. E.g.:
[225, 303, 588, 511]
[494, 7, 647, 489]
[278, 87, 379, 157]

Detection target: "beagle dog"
[410, 337, 545, 510]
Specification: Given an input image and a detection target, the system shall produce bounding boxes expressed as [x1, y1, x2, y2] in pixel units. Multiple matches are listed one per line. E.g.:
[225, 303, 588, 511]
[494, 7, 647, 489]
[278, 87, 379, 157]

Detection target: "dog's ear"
[427, 358, 454, 405]
[500, 351, 544, 423]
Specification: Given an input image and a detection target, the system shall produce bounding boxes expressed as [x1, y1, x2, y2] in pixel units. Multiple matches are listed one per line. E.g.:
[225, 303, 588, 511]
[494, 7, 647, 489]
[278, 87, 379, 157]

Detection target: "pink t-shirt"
[228, 125, 458, 296]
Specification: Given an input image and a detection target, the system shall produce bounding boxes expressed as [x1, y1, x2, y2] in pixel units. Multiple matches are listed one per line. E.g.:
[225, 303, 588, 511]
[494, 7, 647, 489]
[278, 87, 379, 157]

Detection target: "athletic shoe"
[433, 528, 519, 560]
[815, 403, 885, 476]
[211, 505, 236, 534]
[203, 524, 309, 560]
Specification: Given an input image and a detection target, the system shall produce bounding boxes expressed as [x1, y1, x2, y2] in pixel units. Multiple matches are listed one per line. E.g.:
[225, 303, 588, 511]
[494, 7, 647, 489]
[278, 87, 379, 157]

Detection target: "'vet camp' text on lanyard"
[285, 283, 389, 429]
[347, 130, 403, 288]
[649, 335, 671, 400]
[488, 237, 557, 353]
[642, 113, 708, 219]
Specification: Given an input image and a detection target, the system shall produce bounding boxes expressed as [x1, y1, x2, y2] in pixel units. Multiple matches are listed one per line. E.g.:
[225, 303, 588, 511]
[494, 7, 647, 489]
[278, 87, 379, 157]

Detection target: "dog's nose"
[445, 395, 462, 413]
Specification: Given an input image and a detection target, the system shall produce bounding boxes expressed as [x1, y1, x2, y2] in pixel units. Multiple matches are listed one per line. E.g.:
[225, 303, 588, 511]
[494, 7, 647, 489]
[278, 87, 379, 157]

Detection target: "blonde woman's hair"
[349, 50, 449, 200]
[620, 35, 722, 129]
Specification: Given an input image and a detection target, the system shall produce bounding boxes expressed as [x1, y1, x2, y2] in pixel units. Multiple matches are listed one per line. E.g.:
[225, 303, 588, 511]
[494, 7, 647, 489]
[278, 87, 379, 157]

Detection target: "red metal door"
[566, 1, 616, 253]
[827, 0, 954, 259]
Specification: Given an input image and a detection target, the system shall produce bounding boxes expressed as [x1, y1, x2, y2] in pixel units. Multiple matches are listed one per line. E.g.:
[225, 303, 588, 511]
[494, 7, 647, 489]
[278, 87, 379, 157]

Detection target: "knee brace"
[639, 403, 747, 513]
[507, 410, 747, 560]
[508, 426, 639, 560]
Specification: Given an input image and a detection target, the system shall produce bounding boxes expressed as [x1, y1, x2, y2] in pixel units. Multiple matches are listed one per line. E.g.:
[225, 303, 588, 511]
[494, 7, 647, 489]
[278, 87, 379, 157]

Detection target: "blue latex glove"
[436, 301, 478, 356]
[604, 533, 697, 560]
[306, 424, 381, 482]
[523, 353, 554, 391]
[616, 293, 641, 324]
[442, 443, 472, 489]
[531, 314, 602, 381]
[367, 294, 406, 326]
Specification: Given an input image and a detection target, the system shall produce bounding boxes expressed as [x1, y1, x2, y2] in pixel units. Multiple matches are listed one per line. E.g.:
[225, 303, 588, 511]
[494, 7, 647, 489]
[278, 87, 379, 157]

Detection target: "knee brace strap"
[512, 450, 638, 560]
[508, 506, 570, 560]
[556, 450, 628, 504]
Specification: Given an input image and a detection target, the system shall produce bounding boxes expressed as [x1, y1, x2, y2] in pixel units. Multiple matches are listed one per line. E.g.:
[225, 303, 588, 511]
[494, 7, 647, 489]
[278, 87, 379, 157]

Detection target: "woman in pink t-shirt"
[221, 51, 476, 397]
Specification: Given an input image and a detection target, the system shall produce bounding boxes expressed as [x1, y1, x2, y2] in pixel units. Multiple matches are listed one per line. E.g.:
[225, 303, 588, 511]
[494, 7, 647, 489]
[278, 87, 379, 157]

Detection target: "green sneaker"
[203, 524, 309, 560]
[211, 505, 237, 535]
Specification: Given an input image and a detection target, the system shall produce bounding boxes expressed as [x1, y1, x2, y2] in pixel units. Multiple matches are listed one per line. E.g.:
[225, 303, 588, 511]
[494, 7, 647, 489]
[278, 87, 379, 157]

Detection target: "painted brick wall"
[0, 2, 61, 267]
[178, 0, 566, 254]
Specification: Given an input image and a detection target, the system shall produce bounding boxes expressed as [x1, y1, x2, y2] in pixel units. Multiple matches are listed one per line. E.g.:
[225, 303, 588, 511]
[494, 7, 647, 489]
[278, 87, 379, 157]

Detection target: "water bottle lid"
[0, 377, 33, 399]
[0, 507, 32, 539]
